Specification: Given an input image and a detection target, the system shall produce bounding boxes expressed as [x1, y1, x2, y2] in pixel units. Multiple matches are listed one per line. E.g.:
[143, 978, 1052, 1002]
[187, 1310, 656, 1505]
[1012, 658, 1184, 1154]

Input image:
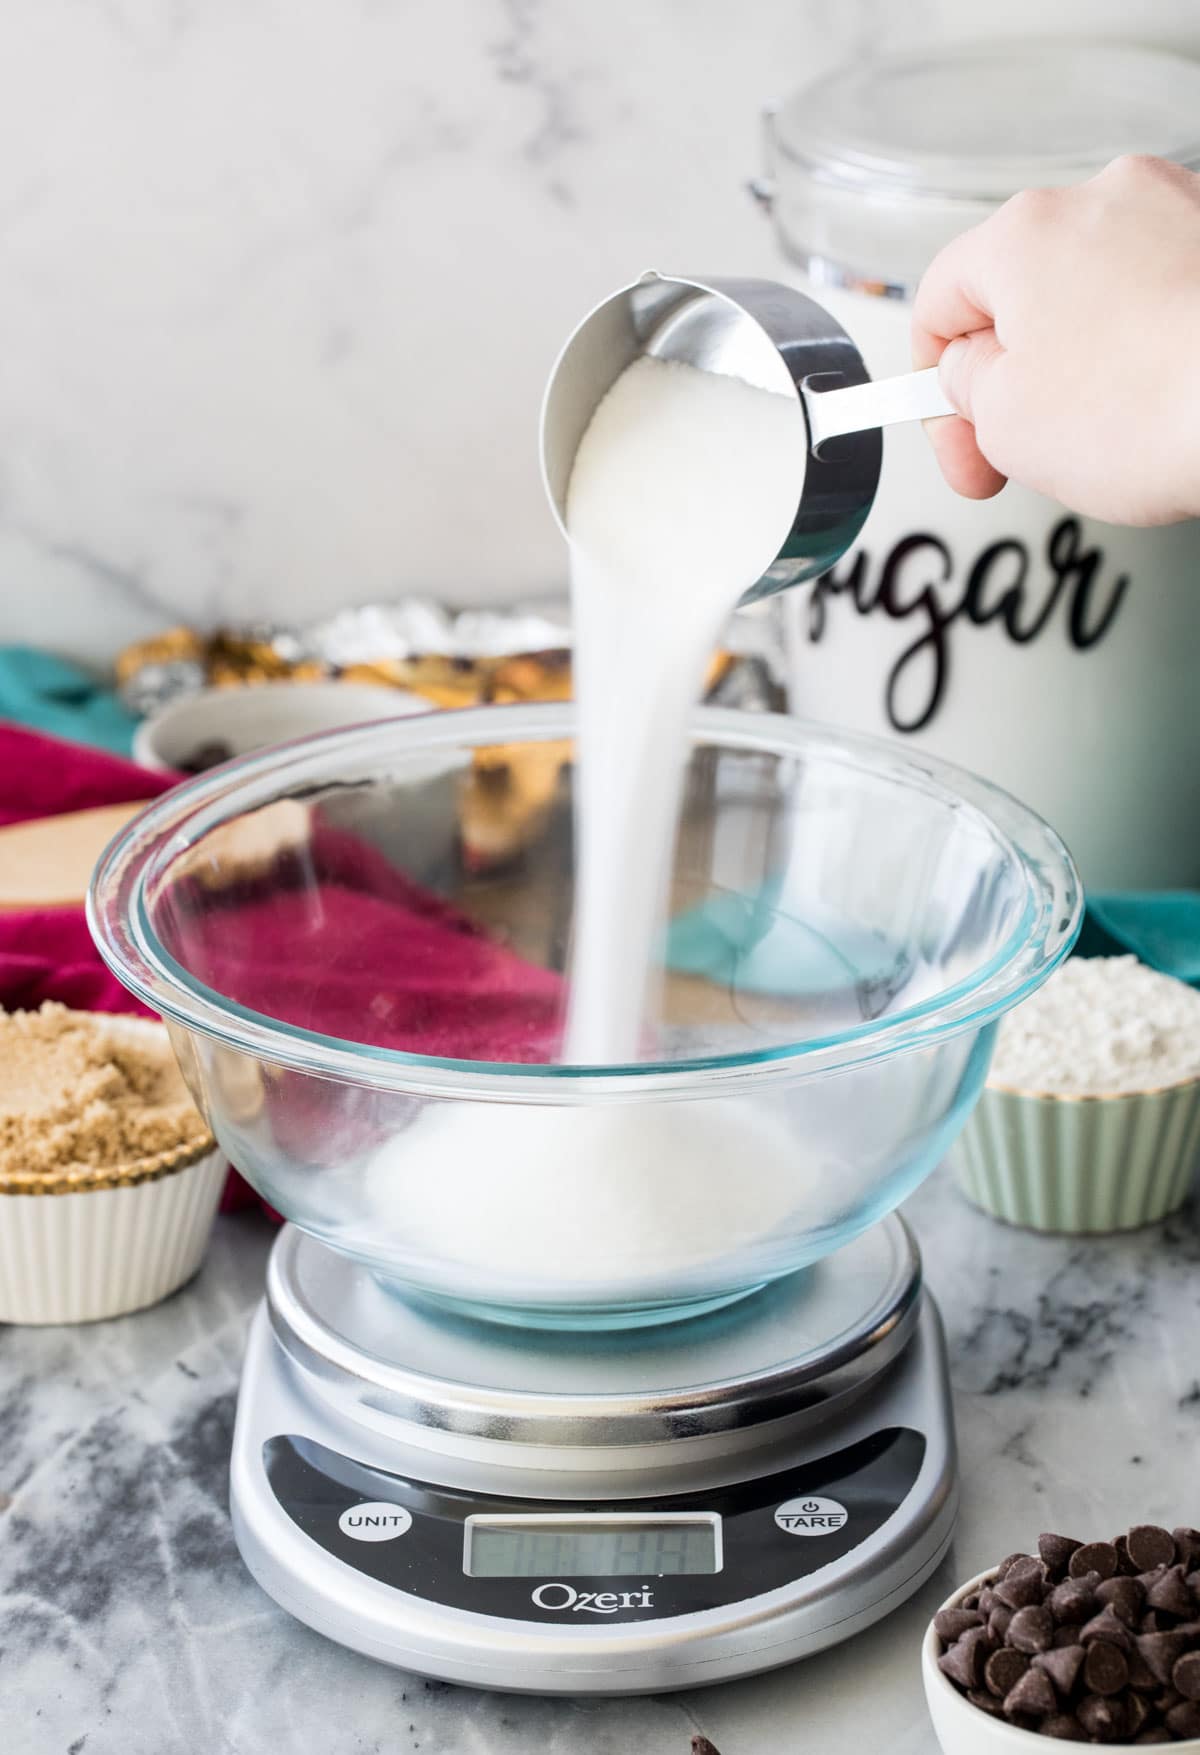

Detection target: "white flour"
[364, 354, 813, 1304]
[989, 956, 1200, 1095]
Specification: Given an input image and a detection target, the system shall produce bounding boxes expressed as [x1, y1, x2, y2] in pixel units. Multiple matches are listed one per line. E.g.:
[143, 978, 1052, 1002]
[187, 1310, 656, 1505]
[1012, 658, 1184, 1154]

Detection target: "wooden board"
[0, 802, 147, 911]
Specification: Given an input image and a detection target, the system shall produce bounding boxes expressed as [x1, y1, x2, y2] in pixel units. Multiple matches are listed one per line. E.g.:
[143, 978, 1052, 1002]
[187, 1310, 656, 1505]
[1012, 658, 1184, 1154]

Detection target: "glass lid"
[773, 41, 1200, 202]
[766, 40, 1200, 293]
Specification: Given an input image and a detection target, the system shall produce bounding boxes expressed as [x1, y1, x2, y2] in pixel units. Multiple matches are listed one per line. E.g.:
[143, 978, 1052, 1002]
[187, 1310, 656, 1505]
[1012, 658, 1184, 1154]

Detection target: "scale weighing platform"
[231, 1214, 957, 1694]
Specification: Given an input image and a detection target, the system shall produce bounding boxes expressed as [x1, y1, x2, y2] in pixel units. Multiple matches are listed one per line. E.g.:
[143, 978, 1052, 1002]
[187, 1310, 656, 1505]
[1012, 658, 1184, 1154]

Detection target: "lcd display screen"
[464, 1516, 721, 1578]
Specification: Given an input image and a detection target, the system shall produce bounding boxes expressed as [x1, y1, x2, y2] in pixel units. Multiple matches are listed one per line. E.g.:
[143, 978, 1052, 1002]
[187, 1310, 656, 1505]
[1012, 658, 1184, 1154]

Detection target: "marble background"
[2, 0, 1199, 665]
[5, 1170, 1200, 1753]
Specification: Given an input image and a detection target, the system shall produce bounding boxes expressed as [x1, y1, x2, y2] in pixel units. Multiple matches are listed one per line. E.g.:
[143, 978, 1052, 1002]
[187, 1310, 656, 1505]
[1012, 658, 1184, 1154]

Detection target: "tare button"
[774, 1496, 849, 1536]
[338, 1502, 413, 1542]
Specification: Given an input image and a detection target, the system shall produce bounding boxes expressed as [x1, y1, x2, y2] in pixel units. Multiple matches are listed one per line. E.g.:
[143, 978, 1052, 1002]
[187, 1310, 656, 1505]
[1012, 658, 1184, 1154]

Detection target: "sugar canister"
[754, 39, 1200, 888]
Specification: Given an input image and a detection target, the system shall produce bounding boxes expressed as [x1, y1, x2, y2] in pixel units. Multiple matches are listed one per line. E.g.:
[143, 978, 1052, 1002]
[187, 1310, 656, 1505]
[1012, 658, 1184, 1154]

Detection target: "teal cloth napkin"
[0, 647, 137, 756]
[1080, 892, 1200, 985]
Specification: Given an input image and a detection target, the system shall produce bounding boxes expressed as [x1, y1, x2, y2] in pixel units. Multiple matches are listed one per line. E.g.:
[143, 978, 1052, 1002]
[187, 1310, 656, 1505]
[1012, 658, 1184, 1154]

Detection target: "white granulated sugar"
[989, 956, 1200, 1095]
[364, 1099, 816, 1295]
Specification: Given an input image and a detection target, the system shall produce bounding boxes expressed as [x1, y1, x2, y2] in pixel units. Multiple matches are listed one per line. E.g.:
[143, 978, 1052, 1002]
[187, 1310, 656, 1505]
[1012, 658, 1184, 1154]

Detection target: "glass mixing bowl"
[89, 704, 1080, 1330]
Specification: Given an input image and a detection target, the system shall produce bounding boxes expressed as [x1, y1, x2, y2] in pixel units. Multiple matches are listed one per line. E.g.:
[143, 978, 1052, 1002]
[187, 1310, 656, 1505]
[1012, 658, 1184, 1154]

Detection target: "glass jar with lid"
[754, 40, 1200, 889]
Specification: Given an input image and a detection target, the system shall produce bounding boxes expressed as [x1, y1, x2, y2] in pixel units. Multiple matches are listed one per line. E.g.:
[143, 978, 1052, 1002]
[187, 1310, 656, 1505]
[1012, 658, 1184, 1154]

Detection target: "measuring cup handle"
[803, 367, 957, 449]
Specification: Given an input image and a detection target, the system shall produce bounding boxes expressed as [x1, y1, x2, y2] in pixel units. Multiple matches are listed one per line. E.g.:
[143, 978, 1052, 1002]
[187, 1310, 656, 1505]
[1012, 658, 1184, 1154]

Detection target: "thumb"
[926, 329, 1010, 501]
[937, 327, 1004, 423]
[923, 329, 1008, 500]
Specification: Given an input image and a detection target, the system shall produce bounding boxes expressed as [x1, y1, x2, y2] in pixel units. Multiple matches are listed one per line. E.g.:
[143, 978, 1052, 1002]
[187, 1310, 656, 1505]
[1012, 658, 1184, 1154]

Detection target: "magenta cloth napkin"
[0, 723, 171, 829]
[0, 722, 564, 1214]
[0, 725, 173, 1017]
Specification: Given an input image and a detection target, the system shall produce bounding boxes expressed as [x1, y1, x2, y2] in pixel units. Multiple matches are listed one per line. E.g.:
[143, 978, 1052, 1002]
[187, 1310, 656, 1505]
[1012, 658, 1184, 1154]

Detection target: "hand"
[912, 154, 1200, 525]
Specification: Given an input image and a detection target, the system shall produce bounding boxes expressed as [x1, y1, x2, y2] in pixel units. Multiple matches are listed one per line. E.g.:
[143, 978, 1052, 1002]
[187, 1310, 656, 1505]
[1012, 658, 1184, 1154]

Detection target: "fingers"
[911, 221, 996, 368]
[923, 412, 1007, 500]
[913, 221, 1012, 499]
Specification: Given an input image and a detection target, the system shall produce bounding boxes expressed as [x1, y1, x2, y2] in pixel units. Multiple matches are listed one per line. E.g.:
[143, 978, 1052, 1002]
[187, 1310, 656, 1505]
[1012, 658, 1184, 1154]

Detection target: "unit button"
[774, 1496, 849, 1537]
[338, 1502, 413, 1542]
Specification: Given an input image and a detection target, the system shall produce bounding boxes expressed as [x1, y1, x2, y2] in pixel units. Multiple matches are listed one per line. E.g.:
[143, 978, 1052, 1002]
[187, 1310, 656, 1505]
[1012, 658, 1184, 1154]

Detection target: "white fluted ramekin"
[0, 1016, 226, 1324]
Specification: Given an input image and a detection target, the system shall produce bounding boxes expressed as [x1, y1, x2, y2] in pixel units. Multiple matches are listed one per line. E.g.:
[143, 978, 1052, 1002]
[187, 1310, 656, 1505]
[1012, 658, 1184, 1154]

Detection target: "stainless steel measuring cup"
[540, 271, 954, 603]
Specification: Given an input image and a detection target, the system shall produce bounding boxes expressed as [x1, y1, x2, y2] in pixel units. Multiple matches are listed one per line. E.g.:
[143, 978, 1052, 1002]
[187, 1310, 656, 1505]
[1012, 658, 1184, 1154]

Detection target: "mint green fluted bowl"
[954, 1072, 1200, 1233]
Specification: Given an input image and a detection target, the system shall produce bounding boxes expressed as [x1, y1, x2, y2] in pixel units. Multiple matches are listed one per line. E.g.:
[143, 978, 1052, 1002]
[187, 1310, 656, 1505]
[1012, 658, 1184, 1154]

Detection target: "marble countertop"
[5, 1170, 1199, 1755]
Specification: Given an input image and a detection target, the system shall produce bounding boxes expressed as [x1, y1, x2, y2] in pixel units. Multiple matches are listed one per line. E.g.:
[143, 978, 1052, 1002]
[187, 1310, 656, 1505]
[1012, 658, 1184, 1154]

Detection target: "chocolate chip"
[1116, 1534, 1139, 1576]
[961, 1591, 981, 1611]
[1141, 1610, 1166, 1634]
[1071, 1542, 1119, 1581]
[1094, 1572, 1143, 1621]
[1128, 1647, 1161, 1691]
[939, 1640, 984, 1691]
[938, 1624, 994, 1691]
[1188, 1569, 1200, 1597]
[1005, 1666, 1058, 1718]
[1146, 1563, 1195, 1618]
[1128, 1526, 1178, 1572]
[1036, 1643, 1086, 1695]
[997, 1552, 1032, 1579]
[965, 1687, 1004, 1717]
[1166, 1699, 1200, 1738]
[1041, 1714, 1087, 1741]
[1076, 1692, 1126, 1739]
[1085, 1640, 1129, 1696]
[1097, 1575, 1145, 1625]
[1174, 1528, 1200, 1569]
[1157, 1686, 1185, 1714]
[989, 1606, 1014, 1641]
[1050, 1577, 1100, 1625]
[934, 1607, 983, 1642]
[985, 1647, 1030, 1697]
[1080, 1606, 1134, 1651]
[994, 1557, 1048, 1610]
[1174, 1650, 1200, 1700]
[1124, 1691, 1152, 1737]
[1054, 1624, 1084, 1648]
[1039, 1533, 1083, 1580]
[1138, 1630, 1194, 1684]
[1008, 1605, 1055, 1654]
[977, 1586, 996, 1615]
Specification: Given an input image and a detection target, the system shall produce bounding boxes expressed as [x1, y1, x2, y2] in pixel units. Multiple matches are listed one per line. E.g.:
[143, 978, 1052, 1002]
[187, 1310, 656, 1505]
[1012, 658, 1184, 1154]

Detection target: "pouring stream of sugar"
[563, 355, 806, 1060]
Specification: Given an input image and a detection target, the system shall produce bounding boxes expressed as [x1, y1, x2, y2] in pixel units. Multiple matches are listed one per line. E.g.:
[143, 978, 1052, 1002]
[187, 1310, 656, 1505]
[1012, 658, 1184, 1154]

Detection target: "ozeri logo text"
[531, 1582, 655, 1614]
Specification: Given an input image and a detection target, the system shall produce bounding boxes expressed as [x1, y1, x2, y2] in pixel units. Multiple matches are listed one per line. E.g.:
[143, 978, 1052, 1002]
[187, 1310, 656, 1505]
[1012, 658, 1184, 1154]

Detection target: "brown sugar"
[0, 1004, 210, 1178]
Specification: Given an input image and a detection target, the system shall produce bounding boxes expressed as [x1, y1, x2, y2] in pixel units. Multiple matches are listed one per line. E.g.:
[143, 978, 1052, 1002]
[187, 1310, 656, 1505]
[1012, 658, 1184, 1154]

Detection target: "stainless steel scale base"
[230, 1215, 957, 1695]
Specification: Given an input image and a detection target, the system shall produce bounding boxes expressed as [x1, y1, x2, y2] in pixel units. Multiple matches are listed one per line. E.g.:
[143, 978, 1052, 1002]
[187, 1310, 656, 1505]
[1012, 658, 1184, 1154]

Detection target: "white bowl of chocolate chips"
[924, 1526, 1200, 1748]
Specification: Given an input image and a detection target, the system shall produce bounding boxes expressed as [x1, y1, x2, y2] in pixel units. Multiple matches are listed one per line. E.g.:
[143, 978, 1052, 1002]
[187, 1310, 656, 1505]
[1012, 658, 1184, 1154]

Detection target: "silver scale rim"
[266, 1216, 923, 1453]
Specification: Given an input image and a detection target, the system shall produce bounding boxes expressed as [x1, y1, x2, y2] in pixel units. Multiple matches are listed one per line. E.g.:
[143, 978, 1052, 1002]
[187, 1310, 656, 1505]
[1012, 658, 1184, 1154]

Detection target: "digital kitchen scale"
[231, 1213, 957, 1694]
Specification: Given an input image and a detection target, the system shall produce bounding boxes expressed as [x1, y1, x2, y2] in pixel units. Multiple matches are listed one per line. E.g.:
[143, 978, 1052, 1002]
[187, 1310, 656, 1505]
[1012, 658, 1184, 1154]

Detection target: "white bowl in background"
[133, 680, 429, 773]
[922, 1567, 1200, 1753]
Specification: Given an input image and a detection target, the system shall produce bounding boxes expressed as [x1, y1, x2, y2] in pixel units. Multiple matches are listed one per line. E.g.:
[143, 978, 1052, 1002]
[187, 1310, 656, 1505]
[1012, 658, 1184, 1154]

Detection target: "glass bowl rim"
[87, 702, 1082, 1100]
